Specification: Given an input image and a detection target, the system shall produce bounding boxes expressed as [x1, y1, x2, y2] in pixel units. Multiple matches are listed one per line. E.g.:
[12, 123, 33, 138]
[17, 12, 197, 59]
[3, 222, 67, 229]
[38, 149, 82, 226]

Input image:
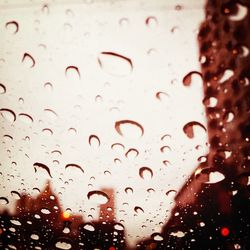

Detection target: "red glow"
[109, 247, 116, 250]
[221, 227, 230, 237]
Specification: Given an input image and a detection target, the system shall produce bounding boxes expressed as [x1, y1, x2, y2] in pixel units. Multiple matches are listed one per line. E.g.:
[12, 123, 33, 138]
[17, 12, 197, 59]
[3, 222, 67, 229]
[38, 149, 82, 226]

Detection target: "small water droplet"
[87, 190, 109, 204]
[44, 108, 58, 120]
[134, 206, 144, 214]
[125, 148, 139, 159]
[65, 66, 81, 79]
[165, 190, 177, 196]
[205, 171, 225, 184]
[42, 128, 53, 136]
[151, 233, 163, 241]
[114, 223, 124, 231]
[155, 91, 169, 101]
[44, 82, 53, 91]
[22, 53, 36, 68]
[111, 143, 125, 151]
[5, 21, 19, 34]
[145, 16, 158, 28]
[139, 167, 153, 180]
[0, 83, 6, 94]
[218, 69, 234, 83]
[125, 187, 133, 194]
[68, 127, 77, 135]
[160, 146, 171, 153]
[88, 134, 101, 147]
[183, 71, 203, 86]
[119, 17, 129, 27]
[183, 121, 206, 139]
[31, 234, 39, 240]
[115, 120, 144, 137]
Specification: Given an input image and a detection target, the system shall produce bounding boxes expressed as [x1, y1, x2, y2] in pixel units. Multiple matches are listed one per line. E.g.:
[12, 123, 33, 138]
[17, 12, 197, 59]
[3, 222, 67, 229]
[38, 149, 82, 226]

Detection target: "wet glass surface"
[0, 0, 249, 249]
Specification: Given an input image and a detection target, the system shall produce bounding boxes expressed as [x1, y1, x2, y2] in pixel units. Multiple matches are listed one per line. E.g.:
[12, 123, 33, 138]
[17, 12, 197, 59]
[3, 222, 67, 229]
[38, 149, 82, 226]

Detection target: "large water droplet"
[42, 128, 53, 136]
[205, 171, 225, 184]
[44, 108, 58, 120]
[22, 53, 35, 68]
[5, 21, 19, 34]
[139, 167, 153, 180]
[228, 4, 248, 21]
[0, 197, 9, 205]
[183, 121, 206, 139]
[55, 241, 72, 250]
[218, 69, 234, 83]
[83, 223, 95, 231]
[87, 190, 109, 204]
[65, 164, 84, 174]
[0, 108, 16, 123]
[125, 187, 133, 194]
[0, 83, 6, 94]
[18, 113, 34, 124]
[33, 162, 52, 178]
[11, 191, 21, 200]
[115, 120, 144, 137]
[114, 223, 124, 231]
[98, 51, 133, 76]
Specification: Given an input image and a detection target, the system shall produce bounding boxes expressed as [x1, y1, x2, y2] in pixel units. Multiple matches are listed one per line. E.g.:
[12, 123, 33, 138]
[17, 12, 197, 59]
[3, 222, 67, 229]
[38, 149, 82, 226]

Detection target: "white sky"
[0, 0, 207, 246]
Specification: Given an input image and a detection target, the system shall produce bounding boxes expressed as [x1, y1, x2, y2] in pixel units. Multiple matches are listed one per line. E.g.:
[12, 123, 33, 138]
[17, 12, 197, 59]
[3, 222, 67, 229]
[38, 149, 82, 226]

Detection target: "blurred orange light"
[62, 211, 70, 219]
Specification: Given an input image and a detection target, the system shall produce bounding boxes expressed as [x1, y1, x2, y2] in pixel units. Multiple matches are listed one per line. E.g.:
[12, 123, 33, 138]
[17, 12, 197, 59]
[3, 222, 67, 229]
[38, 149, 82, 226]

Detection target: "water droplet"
[65, 66, 81, 79]
[183, 71, 203, 86]
[119, 17, 129, 27]
[11, 191, 21, 200]
[170, 230, 185, 238]
[83, 223, 95, 231]
[228, 4, 248, 21]
[42, 128, 53, 136]
[165, 190, 177, 196]
[224, 112, 234, 122]
[139, 167, 153, 180]
[44, 82, 53, 91]
[125, 148, 139, 158]
[65, 164, 84, 174]
[41, 208, 51, 214]
[155, 91, 169, 101]
[88, 135, 101, 147]
[183, 121, 206, 139]
[68, 127, 77, 135]
[41, 4, 50, 14]
[55, 241, 72, 250]
[161, 134, 171, 141]
[163, 160, 171, 167]
[151, 233, 163, 241]
[0, 197, 9, 205]
[145, 16, 158, 28]
[0, 83, 6, 94]
[22, 53, 35, 68]
[0, 108, 16, 123]
[33, 162, 52, 178]
[31, 234, 39, 240]
[5, 21, 19, 34]
[114, 223, 124, 231]
[10, 219, 21, 226]
[125, 187, 133, 194]
[111, 143, 125, 151]
[44, 108, 58, 120]
[218, 69, 234, 83]
[147, 188, 155, 194]
[87, 190, 109, 204]
[18, 113, 34, 124]
[3, 134, 13, 141]
[134, 206, 144, 214]
[205, 171, 225, 184]
[160, 146, 171, 153]
[98, 51, 133, 76]
[115, 120, 144, 137]
[65, 9, 74, 17]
